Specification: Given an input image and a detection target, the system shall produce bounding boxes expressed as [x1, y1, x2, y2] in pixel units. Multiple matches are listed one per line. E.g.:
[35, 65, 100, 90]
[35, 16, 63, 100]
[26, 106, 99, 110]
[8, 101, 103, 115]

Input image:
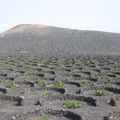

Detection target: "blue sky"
[0, 0, 120, 33]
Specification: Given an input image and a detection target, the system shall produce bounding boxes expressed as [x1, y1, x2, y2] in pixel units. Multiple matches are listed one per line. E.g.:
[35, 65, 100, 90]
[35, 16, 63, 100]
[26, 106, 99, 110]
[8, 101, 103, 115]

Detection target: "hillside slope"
[0, 24, 120, 55]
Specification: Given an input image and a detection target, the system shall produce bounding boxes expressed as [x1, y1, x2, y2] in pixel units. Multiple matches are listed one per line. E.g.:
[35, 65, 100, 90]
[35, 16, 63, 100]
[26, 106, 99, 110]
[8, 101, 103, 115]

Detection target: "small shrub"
[35, 79, 46, 85]
[97, 76, 109, 80]
[39, 90, 52, 96]
[64, 100, 82, 109]
[95, 90, 106, 96]
[28, 69, 37, 74]
[0, 79, 5, 83]
[57, 65, 64, 71]
[54, 81, 64, 89]
[42, 68, 50, 72]
[80, 80, 92, 84]
[0, 68, 5, 73]
[104, 83, 118, 89]
[6, 82, 19, 88]
[11, 72, 20, 76]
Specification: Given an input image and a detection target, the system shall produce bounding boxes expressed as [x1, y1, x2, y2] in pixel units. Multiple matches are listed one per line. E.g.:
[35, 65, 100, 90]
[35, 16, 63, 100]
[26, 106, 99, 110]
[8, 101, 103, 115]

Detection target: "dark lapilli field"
[0, 25, 120, 120]
[0, 54, 120, 120]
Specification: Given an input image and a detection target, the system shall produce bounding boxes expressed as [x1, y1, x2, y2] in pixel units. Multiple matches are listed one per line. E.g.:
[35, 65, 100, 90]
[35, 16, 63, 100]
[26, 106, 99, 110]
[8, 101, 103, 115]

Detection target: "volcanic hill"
[0, 24, 120, 55]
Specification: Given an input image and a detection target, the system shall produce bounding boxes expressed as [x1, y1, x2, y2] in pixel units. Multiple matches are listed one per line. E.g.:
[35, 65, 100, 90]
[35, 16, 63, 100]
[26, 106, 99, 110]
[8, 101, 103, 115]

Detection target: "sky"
[0, 0, 120, 33]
